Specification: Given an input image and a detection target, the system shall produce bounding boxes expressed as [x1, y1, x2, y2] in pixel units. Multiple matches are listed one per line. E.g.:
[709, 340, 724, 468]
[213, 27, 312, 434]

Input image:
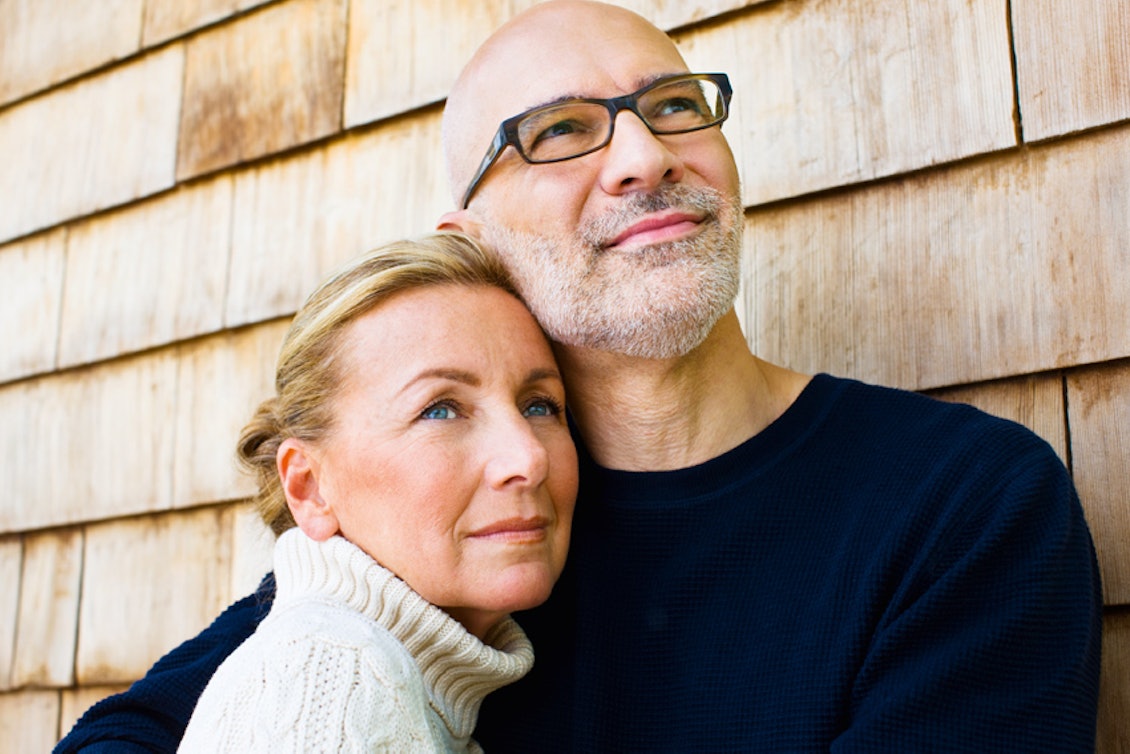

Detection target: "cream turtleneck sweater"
[179, 529, 534, 753]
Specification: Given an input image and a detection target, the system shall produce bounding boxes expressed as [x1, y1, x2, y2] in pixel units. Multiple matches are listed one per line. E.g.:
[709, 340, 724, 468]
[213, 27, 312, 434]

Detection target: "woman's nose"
[483, 413, 551, 490]
[596, 111, 686, 196]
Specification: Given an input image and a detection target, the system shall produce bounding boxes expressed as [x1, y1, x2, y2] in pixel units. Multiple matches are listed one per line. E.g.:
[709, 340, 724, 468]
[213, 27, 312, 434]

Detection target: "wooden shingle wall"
[0, 0, 1126, 749]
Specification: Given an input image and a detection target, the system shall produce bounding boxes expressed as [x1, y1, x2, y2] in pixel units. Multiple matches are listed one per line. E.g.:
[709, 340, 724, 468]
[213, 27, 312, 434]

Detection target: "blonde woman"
[179, 233, 577, 752]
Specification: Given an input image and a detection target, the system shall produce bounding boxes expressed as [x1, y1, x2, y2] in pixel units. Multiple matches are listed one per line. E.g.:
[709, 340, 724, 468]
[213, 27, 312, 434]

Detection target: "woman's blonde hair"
[238, 232, 518, 535]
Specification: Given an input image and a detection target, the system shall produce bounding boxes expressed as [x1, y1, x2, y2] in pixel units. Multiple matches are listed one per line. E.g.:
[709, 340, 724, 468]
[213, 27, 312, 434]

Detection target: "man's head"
[440, 0, 744, 360]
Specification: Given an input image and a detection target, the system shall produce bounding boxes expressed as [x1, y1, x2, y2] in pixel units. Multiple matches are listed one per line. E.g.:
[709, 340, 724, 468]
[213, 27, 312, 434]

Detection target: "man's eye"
[531, 119, 585, 145]
[520, 104, 606, 155]
[421, 402, 459, 420]
[654, 96, 706, 118]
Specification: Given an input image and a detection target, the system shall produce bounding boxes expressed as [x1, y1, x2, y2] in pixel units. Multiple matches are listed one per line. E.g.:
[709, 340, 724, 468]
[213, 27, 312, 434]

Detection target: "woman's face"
[298, 284, 576, 639]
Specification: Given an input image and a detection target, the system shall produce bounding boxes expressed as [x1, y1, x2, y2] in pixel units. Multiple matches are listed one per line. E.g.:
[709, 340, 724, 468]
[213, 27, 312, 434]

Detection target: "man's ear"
[436, 208, 485, 237]
[277, 438, 340, 542]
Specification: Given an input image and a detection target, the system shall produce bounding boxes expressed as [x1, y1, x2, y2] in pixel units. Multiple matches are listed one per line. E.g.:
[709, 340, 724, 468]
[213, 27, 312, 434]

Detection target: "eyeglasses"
[459, 72, 733, 209]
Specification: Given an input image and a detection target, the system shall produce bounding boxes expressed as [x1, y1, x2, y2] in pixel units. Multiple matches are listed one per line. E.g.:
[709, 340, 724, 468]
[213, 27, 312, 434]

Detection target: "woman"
[179, 233, 577, 752]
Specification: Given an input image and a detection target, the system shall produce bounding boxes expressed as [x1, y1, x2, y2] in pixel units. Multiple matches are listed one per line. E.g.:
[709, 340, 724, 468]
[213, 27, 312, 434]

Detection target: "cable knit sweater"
[178, 530, 534, 753]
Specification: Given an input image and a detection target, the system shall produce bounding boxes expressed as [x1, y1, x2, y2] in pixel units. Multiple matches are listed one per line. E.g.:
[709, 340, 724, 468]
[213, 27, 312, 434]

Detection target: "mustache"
[580, 184, 726, 249]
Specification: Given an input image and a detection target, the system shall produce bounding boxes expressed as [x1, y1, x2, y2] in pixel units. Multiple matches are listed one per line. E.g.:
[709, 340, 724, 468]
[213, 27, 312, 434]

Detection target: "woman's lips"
[469, 516, 551, 543]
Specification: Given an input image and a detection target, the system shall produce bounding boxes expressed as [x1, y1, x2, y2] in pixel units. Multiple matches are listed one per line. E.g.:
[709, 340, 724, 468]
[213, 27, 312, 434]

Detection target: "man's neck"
[554, 310, 811, 471]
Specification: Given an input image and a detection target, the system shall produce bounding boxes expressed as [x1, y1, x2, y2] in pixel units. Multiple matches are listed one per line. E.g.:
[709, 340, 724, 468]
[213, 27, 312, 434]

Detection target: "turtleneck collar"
[271, 529, 534, 741]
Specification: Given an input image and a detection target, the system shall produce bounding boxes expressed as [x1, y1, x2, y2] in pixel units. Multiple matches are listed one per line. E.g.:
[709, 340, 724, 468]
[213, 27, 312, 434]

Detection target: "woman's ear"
[277, 438, 340, 542]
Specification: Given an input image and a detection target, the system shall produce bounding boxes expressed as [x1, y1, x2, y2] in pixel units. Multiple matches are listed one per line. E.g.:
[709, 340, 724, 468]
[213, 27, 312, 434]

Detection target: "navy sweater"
[56, 375, 1102, 752]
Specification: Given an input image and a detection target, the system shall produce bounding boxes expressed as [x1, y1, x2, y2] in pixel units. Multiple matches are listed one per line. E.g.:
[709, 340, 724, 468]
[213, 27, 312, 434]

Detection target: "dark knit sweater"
[56, 375, 1102, 753]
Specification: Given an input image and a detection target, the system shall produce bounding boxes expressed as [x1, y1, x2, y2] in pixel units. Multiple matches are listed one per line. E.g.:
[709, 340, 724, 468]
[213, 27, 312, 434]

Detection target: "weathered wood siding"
[0, 0, 1126, 749]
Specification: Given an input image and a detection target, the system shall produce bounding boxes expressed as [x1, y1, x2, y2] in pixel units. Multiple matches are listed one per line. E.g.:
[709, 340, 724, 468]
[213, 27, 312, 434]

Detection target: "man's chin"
[549, 311, 718, 361]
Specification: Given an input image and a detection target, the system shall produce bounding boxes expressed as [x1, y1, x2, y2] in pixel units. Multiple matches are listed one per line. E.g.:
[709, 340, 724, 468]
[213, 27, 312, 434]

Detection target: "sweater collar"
[574, 373, 844, 506]
[272, 529, 534, 741]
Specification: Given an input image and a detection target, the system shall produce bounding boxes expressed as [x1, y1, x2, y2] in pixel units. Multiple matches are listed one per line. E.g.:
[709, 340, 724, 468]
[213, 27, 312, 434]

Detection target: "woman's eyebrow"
[398, 368, 481, 395]
[525, 367, 563, 384]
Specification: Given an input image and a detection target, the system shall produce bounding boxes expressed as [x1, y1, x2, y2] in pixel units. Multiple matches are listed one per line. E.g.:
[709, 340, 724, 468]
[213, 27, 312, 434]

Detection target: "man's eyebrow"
[635, 71, 684, 89]
[518, 91, 592, 113]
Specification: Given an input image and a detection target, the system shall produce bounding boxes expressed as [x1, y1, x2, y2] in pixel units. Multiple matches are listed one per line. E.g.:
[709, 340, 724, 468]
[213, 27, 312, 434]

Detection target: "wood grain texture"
[176, 0, 348, 179]
[58, 179, 233, 369]
[614, 0, 769, 30]
[75, 509, 235, 683]
[744, 124, 1130, 391]
[0, 0, 143, 106]
[0, 352, 179, 532]
[229, 502, 277, 597]
[10, 530, 83, 688]
[171, 321, 288, 508]
[0, 321, 304, 533]
[1097, 610, 1130, 754]
[143, 0, 273, 46]
[0, 538, 21, 692]
[225, 116, 447, 327]
[0, 689, 59, 754]
[676, 0, 1016, 206]
[344, 0, 506, 128]
[0, 46, 183, 245]
[1068, 362, 1130, 607]
[1013, 0, 1130, 142]
[0, 230, 65, 384]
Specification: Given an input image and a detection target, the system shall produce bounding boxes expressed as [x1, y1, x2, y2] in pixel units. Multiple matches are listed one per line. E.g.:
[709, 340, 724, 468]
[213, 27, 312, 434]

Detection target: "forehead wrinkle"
[407, 368, 481, 389]
[513, 70, 691, 116]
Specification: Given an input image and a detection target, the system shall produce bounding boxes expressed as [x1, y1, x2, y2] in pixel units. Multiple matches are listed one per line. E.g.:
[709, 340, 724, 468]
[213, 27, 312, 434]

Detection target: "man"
[58, 2, 1101, 751]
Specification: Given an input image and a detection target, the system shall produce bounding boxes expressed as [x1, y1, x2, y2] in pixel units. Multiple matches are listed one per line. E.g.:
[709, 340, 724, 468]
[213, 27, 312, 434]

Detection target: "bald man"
[58, 3, 1101, 752]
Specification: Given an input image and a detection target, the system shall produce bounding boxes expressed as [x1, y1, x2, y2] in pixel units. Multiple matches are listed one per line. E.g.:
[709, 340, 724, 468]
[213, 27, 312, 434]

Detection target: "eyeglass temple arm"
[460, 126, 511, 209]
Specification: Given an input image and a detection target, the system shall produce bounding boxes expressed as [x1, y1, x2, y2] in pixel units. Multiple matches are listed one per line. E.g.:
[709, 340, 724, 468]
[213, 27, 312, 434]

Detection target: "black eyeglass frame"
[459, 72, 733, 209]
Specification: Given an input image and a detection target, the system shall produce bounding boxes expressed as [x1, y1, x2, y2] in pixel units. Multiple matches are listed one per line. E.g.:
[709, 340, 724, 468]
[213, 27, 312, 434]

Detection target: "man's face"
[447, 2, 744, 359]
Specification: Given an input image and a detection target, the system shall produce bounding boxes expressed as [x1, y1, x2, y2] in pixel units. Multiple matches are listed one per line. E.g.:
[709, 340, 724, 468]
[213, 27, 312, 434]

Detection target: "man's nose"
[483, 413, 551, 490]
[596, 110, 685, 196]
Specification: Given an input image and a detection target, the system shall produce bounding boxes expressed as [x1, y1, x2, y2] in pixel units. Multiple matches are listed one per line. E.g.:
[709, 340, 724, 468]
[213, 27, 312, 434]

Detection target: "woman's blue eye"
[523, 397, 562, 418]
[421, 403, 457, 420]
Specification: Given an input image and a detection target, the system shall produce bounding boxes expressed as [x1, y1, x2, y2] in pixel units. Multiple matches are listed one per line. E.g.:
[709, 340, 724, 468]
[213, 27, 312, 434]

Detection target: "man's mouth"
[604, 210, 705, 251]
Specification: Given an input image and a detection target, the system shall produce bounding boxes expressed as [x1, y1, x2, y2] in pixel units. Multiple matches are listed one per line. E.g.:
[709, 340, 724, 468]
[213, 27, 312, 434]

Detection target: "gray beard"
[483, 186, 743, 360]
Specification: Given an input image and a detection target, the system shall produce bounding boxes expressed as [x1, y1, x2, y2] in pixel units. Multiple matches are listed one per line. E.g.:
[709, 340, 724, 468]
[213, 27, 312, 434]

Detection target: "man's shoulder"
[818, 374, 1054, 458]
[802, 374, 1074, 520]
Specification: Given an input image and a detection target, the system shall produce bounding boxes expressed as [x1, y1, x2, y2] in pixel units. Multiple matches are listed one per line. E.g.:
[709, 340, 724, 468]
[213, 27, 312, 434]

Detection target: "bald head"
[436, 1, 743, 362]
[442, 0, 690, 208]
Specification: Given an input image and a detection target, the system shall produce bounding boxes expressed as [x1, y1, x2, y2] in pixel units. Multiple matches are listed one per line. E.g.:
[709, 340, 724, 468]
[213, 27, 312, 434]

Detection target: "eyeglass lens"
[516, 77, 726, 163]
